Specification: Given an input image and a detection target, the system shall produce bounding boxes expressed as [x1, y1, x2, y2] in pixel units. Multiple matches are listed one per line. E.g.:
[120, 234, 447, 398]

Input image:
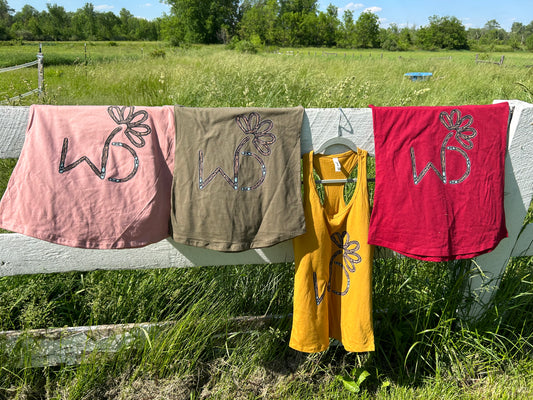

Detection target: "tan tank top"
[171, 106, 306, 252]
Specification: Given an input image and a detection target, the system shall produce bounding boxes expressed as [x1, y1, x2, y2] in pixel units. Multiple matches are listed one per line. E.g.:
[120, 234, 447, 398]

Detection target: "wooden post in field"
[37, 43, 44, 98]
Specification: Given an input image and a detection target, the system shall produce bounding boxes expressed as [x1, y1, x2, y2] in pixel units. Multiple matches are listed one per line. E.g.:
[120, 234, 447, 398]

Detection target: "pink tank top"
[368, 103, 509, 261]
[0, 105, 175, 249]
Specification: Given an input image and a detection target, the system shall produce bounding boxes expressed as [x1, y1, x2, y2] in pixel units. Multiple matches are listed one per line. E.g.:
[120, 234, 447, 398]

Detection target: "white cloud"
[339, 3, 365, 13]
[143, 3, 153, 7]
[95, 4, 114, 11]
[364, 6, 382, 14]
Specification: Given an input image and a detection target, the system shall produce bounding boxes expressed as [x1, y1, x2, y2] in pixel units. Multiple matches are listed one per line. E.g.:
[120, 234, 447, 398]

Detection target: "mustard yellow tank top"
[290, 149, 374, 353]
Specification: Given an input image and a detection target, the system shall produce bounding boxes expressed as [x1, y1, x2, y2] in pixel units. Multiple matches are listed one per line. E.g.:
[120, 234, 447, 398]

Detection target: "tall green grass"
[3, 43, 531, 106]
[0, 43, 532, 399]
[61, 50, 533, 107]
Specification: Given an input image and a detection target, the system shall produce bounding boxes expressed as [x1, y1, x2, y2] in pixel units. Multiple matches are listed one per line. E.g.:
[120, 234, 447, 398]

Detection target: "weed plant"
[0, 43, 532, 399]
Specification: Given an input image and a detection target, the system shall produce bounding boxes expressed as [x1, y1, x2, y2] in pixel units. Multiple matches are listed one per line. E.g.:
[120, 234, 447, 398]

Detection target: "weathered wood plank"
[467, 100, 533, 315]
[0, 316, 280, 367]
[2, 322, 163, 367]
[512, 223, 533, 257]
[0, 106, 29, 158]
[302, 108, 375, 155]
[0, 234, 294, 276]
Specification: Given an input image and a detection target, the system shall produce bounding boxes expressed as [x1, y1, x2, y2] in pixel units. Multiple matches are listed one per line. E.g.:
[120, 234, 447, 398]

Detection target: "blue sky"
[7, 0, 533, 30]
[321, 1, 533, 31]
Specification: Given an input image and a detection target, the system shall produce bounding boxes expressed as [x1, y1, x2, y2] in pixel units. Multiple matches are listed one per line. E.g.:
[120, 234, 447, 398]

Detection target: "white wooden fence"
[0, 100, 532, 366]
[0, 45, 44, 104]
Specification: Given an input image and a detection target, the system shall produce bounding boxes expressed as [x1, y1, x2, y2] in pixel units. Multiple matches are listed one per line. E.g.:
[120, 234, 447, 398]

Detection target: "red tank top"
[368, 103, 509, 261]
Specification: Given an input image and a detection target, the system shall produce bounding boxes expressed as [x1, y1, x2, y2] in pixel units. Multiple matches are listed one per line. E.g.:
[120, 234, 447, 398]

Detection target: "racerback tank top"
[290, 149, 374, 353]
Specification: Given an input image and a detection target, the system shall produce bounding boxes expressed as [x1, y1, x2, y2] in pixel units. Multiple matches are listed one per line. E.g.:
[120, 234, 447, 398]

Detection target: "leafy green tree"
[119, 8, 135, 39]
[134, 17, 160, 40]
[12, 4, 37, 25]
[238, 0, 280, 45]
[276, 0, 319, 46]
[354, 11, 380, 48]
[479, 19, 507, 44]
[10, 4, 41, 39]
[82, 3, 97, 37]
[160, 14, 186, 44]
[467, 27, 482, 42]
[380, 24, 402, 51]
[279, 0, 316, 15]
[0, 0, 13, 39]
[299, 11, 319, 45]
[41, 3, 70, 40]
[416, 15, 468, 50]
[4, 1, 159, 41]
[380, 24, 413, 51]
[278, 11, 299, 45]
[337, 9, 356, 48]
[164, 0, 240, 43]
[316, 4, 339, 47]
[526, 32, 533, 50]
[71, 3, 97, 40]
[95, 11, 121, 40]
[510, 22, 526, 45]
[399, 26, 413, 47]
[0, 0, 12, 20]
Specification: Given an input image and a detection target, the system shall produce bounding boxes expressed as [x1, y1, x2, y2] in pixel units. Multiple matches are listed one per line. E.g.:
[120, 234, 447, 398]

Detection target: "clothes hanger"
[316, 108, 358, 155]
[316, 136, 359, 155]
[314, 108, 375, 184]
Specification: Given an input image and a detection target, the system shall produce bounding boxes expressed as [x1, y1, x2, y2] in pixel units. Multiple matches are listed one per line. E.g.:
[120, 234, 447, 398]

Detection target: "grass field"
[2, 41, 533, 107]
[0, 42, 532, 399]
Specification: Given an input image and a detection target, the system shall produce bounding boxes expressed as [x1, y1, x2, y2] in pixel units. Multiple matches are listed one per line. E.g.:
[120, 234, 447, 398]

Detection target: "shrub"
[526, 35, 533, 51]
[149, 49, 166, 58]
[235, 40, 258, 53]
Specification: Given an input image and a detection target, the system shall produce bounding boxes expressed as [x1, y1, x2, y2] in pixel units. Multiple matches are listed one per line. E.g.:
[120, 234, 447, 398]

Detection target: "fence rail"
[0, 45, 44, 105]
[475, 54, 505, 66]
[0, 59, 39, 73]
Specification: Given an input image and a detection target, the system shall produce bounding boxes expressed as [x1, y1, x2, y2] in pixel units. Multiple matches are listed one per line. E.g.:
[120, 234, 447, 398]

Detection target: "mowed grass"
[0, 42, 532, 399]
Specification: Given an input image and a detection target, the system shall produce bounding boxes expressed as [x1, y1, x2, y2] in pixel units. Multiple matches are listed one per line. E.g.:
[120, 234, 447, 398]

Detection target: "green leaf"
[336, 369, 370, 393]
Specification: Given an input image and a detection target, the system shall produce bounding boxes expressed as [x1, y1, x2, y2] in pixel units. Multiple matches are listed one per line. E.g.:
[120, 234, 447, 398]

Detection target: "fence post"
[37, 43, 44, 98]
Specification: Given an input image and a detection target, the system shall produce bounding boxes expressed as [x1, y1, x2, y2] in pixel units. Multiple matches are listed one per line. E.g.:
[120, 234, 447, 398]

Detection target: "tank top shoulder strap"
[302, 151, 317, 206]
[355, 148, 369, 202]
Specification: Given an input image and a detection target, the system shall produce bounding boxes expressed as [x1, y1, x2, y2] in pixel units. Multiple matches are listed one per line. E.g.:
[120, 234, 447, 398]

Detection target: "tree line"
[2, 0, 533, 51]
[0, 1, 160, 41]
